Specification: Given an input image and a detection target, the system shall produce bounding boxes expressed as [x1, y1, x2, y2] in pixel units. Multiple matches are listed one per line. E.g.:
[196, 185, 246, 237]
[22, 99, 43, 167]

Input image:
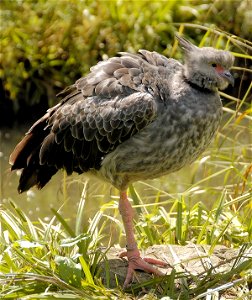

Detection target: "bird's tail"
[9, 112, 58, 193]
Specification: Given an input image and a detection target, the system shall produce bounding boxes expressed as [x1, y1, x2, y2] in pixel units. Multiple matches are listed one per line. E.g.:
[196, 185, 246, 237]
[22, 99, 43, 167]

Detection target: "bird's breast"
[98, 90, 222, 190]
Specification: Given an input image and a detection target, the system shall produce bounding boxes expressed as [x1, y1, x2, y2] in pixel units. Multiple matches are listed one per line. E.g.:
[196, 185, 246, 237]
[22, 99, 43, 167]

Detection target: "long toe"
[143, 257, 168, 267]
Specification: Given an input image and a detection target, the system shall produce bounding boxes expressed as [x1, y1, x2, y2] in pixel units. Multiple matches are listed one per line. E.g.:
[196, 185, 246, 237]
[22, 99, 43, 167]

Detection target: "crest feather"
[175, 34, 197, 53]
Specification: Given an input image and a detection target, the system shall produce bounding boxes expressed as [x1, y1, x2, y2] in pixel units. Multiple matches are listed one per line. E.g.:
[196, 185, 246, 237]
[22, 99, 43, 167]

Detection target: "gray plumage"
[10, 35, 234, 193]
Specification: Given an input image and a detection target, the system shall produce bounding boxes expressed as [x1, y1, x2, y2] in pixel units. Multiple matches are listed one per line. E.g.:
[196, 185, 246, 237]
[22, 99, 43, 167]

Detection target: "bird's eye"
[211, 63, 217, 68]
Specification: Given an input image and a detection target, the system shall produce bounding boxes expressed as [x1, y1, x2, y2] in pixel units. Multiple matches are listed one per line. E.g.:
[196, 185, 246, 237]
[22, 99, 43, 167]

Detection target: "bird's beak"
[220, 70, 234, 87]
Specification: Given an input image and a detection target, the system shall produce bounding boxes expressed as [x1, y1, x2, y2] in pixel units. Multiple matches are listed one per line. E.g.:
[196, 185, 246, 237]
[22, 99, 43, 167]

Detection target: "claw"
[119, 248, 167, 288]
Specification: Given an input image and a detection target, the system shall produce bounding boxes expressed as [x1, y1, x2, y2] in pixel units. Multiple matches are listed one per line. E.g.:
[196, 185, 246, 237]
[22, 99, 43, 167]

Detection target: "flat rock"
[99, 244, 251, 290]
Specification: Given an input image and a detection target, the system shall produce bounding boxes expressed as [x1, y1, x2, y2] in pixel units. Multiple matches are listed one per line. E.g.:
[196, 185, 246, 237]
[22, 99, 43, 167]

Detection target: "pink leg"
[118, 191, 167, 288]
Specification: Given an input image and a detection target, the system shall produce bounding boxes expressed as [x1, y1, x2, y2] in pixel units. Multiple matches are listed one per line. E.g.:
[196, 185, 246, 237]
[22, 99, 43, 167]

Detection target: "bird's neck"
[182, 69, 217, 93]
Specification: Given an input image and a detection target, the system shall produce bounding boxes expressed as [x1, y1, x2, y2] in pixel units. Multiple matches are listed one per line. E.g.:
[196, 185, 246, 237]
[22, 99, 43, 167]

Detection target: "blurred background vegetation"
[0, 0, 251, 127]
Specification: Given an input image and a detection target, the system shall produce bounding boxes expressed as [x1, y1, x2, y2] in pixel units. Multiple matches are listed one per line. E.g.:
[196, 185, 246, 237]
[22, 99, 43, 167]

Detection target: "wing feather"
[10, 50, 181, 191]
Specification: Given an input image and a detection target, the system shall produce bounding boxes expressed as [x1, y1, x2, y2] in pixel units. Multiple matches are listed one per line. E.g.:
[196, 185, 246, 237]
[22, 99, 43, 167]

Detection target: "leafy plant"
[0, 0, 251, 123]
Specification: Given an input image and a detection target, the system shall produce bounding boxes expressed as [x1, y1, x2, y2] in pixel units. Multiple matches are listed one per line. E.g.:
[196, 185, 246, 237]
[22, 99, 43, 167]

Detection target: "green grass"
[1, 25, 252, 299]
[0, 186, 251, 299]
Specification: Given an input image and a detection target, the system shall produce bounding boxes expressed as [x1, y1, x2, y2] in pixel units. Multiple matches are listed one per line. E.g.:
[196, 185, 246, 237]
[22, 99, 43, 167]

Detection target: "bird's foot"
[119, 248, 167, 288]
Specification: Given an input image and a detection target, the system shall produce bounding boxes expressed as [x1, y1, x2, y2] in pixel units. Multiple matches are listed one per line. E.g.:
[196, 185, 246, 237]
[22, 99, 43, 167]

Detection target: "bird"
[9, 34, 234, 288]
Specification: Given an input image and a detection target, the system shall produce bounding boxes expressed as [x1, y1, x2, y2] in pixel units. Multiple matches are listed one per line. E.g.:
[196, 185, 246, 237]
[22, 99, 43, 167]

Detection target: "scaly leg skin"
[118, 191, 167, 288]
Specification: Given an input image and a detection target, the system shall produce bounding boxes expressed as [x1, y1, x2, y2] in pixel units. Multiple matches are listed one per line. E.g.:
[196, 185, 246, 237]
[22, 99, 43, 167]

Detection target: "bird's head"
[176, 34, 234, 91]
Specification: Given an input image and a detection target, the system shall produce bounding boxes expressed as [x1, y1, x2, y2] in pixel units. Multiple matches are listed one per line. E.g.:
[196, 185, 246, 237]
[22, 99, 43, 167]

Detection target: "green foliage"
[0, 189, 251, 299]
[0, 199, 117, 299]
[0, 0, 178, 107]
[130, 182, 252, 247]
[0, 0, 251, 115]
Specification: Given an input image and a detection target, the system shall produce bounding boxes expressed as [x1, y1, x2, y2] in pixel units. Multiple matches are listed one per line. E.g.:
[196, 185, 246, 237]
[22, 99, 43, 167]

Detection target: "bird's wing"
[74, 50, 176, 98]
[40, 51, 175, 173]
[9, 50, 182, 191]
[12, 51, 181, 179]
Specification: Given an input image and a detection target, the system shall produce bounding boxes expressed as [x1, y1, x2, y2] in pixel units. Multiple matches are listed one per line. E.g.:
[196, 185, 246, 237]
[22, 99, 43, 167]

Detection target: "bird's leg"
[118, 190, 167, 288]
